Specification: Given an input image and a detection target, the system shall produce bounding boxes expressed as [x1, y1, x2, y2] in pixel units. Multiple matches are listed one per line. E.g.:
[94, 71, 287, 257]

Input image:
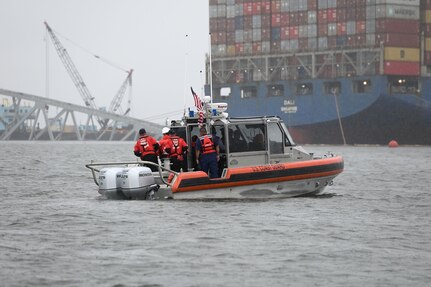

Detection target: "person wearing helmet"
[158, 127, 173, 160]
[133, 128, 159, 171]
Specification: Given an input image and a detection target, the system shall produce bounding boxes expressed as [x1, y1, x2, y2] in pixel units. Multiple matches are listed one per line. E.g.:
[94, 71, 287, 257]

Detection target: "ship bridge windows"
[240, 86, 257, 99]
[389, 77, 419, 94]
[324, 81, 341, 95]
[213, 87, 231, 100]
[267, 85, 284, 97]
[296, 83, 313, 96]
[353, 80, 372, 94]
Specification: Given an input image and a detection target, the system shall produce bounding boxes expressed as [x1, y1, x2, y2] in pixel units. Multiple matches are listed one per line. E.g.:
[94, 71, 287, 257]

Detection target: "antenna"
[208, 33, 213, 104]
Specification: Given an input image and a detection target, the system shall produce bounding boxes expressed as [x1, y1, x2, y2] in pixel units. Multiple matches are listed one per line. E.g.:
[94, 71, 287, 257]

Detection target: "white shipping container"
[244, 30, 253, 42]
[308, 24, 317, 37]
[253, 15, 261, 28]
[262, 41, 271, 53]
[281, 40, 290, 51]
[226, 5, 235, 18]
[375, 5, 419, 20]
[308, 11, 317, 24]
[308, 38, 317, 50]
[299, 25, 308, 38]
[328, 23, 337, 36]
[210, 5, 218, 18]
[318, 37, 328, 50]
[235, 4, 243, 16]
[253, 29, 261, 41]
[217, 5, 226, 17]
[366, 6, 376, 19]
[235, 30, 244, 43]
[375, 0, 419, 5]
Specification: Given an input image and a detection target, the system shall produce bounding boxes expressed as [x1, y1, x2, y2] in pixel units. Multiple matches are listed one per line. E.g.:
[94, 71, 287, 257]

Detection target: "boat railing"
[85, 160, 178, 187]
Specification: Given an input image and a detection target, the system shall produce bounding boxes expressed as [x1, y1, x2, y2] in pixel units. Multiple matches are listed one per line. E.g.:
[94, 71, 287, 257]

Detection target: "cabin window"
[353, 80, 371, 93]
[296, 83, 313, 96]
[267, 122, 283, 154]
[389, 77, 419, 94]
[240, 86, 257, 98]
[267, 85, 284, 97]
[228, 123, 266, 152]
[324, 81, 341, 95]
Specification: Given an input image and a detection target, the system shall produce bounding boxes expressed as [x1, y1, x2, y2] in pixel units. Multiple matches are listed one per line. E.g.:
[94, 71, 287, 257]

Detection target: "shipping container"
[384, 47, 420, 62]
[383, 61, 419, 76]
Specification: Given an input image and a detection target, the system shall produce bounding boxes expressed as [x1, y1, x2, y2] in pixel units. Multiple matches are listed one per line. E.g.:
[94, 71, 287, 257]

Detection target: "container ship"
[206, 0, 431, 145]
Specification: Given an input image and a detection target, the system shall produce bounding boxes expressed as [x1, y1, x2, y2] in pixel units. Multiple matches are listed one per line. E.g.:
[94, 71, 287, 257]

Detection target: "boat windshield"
[228, 123, 266, 152]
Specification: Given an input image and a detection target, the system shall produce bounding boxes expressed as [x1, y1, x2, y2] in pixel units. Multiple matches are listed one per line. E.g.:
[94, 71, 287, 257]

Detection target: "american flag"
[191, 87, 203, 110]
[191, 87, 205, 127]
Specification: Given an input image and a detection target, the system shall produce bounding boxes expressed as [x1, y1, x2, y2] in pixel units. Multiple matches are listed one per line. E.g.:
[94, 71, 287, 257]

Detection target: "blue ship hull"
[210, 75, 431, 145]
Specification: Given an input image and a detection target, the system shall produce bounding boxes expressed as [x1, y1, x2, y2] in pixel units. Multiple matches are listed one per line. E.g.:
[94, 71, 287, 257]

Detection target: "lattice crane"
[109, 69, 133, 115]
[44, 21, 99, 110]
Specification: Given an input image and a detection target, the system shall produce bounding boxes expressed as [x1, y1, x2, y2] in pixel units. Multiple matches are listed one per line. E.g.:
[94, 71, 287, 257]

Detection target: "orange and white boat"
[86, 103, 344, 200]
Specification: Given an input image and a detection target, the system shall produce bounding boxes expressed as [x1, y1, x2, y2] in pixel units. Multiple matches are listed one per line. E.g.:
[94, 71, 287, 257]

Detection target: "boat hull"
[171, 156, 343, 199]
[212, 75, 431, 145]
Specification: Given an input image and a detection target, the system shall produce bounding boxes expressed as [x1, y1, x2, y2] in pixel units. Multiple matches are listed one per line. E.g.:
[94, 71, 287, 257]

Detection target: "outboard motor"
[121, 166, 159, 199]
[98, 167, 126, 199]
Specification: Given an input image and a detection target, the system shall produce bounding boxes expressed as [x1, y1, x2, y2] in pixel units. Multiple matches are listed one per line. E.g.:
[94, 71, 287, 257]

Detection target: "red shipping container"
[272, 14, 281, 27]
[244, 16, 253, 29]
[318, 10, 327, 23]
[235, 43, 244, 55]
[289, 26, 299, 39]
[327, 9, 337, 23]
[356, 21, 366, 34]
[337, 22, 346, 35]
[262, 15, 271, 28]
[318, 24, 328, 36]
[424, 0, 431, 9]
[210, 19, 218, 33]
[261, 1, 271, 14]
[226, 19, 235, 32]
[271, 1, 281, 13]
[243, 2, 253, 15]
[337, 8, 346, 22]
[253, 42, 262, 53]
[289, 12, 298, 26]
[425, 24, 431, 35]
[281, 27, 290, 40]
[384, 61, 419, 76]
[298, 12, 308, 25]
[375, 19, 420, 34]
[308, 0, 317, 10]
[280, 13, 289, 26]
[356, 6, 366, 21]
[375, 33, 420, 48]
[252, 2, 261, 14]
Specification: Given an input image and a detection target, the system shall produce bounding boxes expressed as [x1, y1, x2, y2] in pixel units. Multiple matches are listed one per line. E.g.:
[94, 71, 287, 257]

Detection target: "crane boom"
[44, 21, 98, 110]
[108, 69, 133, 114]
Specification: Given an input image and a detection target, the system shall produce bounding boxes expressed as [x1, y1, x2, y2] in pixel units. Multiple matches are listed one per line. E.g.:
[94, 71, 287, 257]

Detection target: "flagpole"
[183, 34, 189, 116]
[208, 32, 213, 104]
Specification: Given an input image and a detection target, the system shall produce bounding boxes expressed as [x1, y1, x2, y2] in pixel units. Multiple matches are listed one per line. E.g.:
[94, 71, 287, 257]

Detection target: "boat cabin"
[169, 110, 312, 173]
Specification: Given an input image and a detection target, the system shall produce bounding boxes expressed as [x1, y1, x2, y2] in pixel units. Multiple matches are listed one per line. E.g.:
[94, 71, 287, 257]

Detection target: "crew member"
[195, 126, 220, 178]
[158, 127, 172, 159]
[133, 128, 159, 172]
[168, 129, 188, 172]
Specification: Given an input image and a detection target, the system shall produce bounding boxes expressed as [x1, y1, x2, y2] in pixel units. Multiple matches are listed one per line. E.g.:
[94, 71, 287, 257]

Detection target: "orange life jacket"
[199, 135, 216, 154]
[139, 135, 156, 156]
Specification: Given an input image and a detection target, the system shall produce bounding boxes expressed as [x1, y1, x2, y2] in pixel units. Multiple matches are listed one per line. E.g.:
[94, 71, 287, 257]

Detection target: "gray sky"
[0, 0, 209, 124]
